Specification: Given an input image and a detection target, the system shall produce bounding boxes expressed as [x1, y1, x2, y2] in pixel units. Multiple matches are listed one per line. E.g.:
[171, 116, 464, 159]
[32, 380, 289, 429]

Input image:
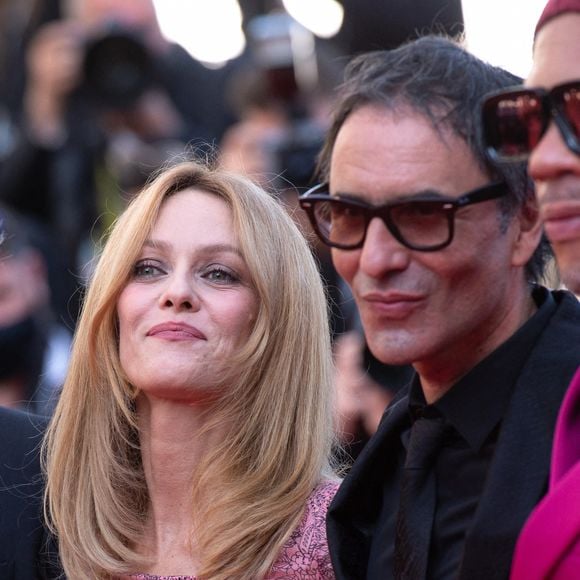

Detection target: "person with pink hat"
[482, 1, 580, 578]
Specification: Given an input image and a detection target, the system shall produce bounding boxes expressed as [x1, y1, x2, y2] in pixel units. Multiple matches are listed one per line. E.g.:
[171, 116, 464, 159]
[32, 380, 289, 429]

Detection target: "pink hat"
[535, 0, 580, 36]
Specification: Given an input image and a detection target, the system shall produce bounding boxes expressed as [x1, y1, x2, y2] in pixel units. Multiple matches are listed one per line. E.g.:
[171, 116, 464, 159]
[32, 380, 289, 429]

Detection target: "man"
[0, 213, 59, 578]
[0, 407, 56, 578]
[0, 206, 71, 414]
[299, 35, 580, 579]
[481, 1, 580, 577]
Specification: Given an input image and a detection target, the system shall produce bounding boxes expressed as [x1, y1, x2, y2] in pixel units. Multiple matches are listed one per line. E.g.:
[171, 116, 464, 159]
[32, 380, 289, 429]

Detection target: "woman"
[43, 160, 338, 579]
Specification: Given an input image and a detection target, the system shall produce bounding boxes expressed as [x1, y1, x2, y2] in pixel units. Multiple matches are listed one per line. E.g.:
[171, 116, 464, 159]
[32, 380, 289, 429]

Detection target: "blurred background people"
[0, 0, 236, 324]
[4, 0, 528, 335]
[0, 204, 70, 414]
[44, 161, 338, 578]
[0, 206, 61, 578]
[0, 0, 465, 354]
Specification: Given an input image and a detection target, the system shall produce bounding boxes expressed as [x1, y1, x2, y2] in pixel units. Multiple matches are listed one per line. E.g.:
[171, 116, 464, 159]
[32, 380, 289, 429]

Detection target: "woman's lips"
[147, 322, 207, 341]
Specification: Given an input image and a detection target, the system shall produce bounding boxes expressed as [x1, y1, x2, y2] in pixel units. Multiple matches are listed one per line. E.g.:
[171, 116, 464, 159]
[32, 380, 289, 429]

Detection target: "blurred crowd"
[0, 0, 407, 453]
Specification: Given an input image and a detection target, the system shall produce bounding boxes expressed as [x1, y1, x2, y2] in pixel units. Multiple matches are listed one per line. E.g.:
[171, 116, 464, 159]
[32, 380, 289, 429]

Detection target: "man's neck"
[416, 292, 539, 404]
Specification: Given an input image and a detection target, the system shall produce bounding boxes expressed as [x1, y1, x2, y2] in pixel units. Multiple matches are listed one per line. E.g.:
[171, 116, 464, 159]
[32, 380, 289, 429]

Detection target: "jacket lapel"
[328, 393, 410, 580]
[460, 291, 580, 580]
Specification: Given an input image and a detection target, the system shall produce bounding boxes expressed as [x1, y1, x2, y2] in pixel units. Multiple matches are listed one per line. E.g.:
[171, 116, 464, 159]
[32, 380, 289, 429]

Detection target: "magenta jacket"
[511, 368, 580, 579]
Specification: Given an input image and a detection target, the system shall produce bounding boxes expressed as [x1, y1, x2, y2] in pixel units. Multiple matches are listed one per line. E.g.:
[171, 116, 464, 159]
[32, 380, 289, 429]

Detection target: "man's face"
[330, 105, 537, 390]
[527, 13, 580, 293]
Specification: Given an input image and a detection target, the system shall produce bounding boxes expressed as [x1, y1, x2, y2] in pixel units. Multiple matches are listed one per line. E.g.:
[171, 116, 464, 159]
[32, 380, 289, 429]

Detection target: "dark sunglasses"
[482, 80, 580, 162]
[298, 181, 507, 252]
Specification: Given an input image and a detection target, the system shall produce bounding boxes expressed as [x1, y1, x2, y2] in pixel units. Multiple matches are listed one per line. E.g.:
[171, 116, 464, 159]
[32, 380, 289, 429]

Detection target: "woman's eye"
[205, 267, 238, 284]
[133, 261, 164, 278]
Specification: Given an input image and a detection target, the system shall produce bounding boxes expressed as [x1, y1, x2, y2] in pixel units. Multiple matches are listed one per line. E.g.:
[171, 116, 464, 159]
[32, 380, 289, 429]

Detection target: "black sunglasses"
[298, 181, 507, 252]
[482, 80, 580, 162]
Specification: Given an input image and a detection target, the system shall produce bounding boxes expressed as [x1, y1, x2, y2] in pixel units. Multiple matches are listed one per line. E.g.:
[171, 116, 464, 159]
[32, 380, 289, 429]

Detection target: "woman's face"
[117, 188, 258, 402]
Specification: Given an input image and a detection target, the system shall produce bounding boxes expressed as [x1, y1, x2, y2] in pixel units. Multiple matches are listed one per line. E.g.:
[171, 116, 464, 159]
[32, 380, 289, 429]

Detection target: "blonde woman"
[43, 160, 338, 579]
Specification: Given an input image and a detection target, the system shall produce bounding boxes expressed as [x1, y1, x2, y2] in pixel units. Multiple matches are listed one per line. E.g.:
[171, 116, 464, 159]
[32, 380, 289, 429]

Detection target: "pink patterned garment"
[130, 480, 339, 580]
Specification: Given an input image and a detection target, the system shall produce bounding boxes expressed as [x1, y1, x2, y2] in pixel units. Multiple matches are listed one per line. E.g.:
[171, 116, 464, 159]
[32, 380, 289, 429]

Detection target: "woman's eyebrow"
[142, 239, 243, 257]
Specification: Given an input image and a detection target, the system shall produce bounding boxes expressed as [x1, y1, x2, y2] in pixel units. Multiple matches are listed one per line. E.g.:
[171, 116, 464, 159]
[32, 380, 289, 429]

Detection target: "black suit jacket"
[0, 407, 58, 579]
[327, 290, 580, 580]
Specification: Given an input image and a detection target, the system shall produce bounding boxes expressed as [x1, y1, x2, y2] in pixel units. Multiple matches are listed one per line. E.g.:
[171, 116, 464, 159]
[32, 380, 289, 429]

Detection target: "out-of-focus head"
[0, 208, 51, 399]
[529, 0, 580, 293]
[481, 1, 580, 293]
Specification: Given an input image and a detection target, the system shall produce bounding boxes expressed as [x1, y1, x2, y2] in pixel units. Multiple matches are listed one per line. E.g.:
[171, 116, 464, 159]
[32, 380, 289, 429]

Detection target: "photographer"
[0, 0, 234, 324]
[0, 204, 71, 415]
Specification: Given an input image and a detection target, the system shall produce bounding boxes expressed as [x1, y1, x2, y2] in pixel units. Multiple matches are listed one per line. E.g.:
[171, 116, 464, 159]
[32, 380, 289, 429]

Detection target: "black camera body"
[246, 13, 324, 189]
[82, 26, 155, 109]
[269, 120, 325, 189]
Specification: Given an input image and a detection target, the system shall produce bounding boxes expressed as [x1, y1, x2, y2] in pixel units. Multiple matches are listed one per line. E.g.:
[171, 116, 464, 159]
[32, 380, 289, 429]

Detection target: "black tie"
[394, 414, 447, 580]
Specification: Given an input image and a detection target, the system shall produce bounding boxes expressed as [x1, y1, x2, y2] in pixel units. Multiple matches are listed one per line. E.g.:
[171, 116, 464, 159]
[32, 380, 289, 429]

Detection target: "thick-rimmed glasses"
[482, 80, 580, 162]
[298, 181, 508, 251]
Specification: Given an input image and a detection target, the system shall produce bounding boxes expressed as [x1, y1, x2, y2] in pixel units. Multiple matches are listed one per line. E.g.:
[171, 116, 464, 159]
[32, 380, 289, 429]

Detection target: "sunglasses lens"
[484, 91, 545, 161]
[561, 84, 580, 141]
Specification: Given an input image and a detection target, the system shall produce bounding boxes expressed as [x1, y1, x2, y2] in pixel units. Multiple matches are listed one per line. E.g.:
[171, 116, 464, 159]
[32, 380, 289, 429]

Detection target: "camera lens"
[83, 30, 154, 109]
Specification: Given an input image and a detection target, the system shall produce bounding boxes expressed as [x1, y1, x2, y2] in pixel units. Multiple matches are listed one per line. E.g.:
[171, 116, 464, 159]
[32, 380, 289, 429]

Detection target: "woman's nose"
[158, 273, 201, 311]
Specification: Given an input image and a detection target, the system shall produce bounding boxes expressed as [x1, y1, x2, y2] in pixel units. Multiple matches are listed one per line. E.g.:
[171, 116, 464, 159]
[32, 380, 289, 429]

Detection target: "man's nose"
[528, 121, 580, 182]
[358, 216, 411, 278]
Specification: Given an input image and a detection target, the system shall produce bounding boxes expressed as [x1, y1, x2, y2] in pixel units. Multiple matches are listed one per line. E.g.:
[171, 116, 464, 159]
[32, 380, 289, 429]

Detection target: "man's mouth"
[541, 200, 580, 243]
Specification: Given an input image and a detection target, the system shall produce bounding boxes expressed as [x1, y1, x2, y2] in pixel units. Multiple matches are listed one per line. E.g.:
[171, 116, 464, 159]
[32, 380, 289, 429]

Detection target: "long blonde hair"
[43, 160, 336, 579]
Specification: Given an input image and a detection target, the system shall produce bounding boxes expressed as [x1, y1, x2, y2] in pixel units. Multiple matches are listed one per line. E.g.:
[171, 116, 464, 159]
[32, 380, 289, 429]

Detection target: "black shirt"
[366, 287, 557, 579]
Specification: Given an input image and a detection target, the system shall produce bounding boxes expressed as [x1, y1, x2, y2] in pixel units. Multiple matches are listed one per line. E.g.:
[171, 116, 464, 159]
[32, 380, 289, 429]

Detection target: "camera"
[247, 13, 318, 109]
[246, 13, 324, 189]
[82, 26, 155, 109]
[268, 121, 325, 189]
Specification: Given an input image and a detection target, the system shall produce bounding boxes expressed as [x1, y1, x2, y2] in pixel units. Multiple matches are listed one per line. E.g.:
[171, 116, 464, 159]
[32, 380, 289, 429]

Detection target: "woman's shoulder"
[267, 480, 340, 579]
[303, 480, 341, 519]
